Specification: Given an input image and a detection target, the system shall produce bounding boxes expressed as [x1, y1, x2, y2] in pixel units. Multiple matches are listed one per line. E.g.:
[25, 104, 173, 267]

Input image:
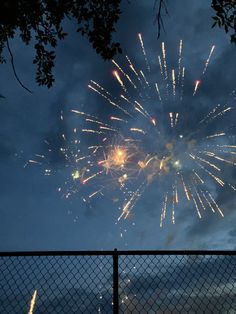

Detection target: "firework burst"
[28, 35, 236, 226]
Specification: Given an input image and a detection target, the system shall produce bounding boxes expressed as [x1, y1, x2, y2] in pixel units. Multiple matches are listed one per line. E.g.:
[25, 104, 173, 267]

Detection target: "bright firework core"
[100, 146, 128, 171]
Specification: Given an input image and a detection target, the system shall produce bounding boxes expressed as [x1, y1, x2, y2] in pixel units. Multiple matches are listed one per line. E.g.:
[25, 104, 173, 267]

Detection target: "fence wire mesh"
[119, 254, 236, 313]
[0, 255, 113, 313]
[0, 252, 235, 313]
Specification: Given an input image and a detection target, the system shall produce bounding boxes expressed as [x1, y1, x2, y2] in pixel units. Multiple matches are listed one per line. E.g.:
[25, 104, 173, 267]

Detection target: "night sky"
[0, 0, 236, 251]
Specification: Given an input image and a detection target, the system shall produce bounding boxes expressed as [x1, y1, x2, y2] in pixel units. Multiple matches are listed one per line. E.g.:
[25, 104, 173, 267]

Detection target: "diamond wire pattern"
[0, 255, 113, 314]
[119, 255, 236, 314]
[0, 254, 235, 313]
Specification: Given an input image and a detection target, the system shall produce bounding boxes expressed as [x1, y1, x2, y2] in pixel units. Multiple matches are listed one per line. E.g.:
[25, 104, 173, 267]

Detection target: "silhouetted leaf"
[0, 0, 122, 88]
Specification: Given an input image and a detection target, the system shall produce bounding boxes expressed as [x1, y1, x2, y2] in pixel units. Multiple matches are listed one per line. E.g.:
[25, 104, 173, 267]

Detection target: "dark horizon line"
[0, 249, 235, 256]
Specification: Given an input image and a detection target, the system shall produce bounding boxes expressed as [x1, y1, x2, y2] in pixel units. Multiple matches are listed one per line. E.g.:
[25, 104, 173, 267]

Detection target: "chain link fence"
[0, 251, 235, 313]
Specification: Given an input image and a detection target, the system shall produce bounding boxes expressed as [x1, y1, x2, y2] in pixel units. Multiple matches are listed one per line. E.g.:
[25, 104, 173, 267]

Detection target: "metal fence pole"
[113, 248, 119, 314]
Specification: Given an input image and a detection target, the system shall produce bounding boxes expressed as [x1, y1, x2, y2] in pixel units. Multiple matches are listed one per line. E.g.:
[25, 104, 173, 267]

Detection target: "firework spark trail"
[155, 83, 162, 102]
[206, 190, 224, 217]
[203, 45, 215, 74]
[193, 80, 201, 96]
[28, 160, 42, 165]
[88, 146, 103, 154]
[180, 66, 185, 101]
[90, 80, 112, 97]
[112, 60, 137, 89]
[180, 173, 190, 201]
[177, 39, 183, 84]
[207, 106, 232, 123]
[158, 55, 164, 78]
[89, 190, 102, 198]
[172, 69, 176, 97]
[228, 183, 236, 191]
[82, 129, 105, 135]
[161, 42, 168, 80]
[28, 290, 37, 314]
[160, 193, 168, 227]
[134, 106, 148, 118]
[134, 100, 152, 119]
[118, 182, 146, 221]
[124, 55, 147, 99]
[191, 180, 206, 211]
[85, 118, 113, 129]
[200, 189, 215, 213]
[88, 83, 131, 116]
[189, 185, 202, 218]
[206, 132, 226, 139]
[199, 104, 221, 124]
[100, 126, 118, 132]
[110, 116, 127, 123]
[140, 70, 150, 87]
[216, 149, 236, 155]
[113, 70, 127, 92]
[174, 113, 179, 126]
[172, 185, 176, 224]
[138, 33, 150, 72]
[216, 144, 236, 149]
[161, 42, 169, 97]
[175, 183, 179, 204]
[193, 170, 204, 184]
[196, 189, 206, 211]
[126, 56, 143, 83]
[82, 171, 104, 184]
[169, 112, 174, 128]
[35, 154, 45, 159]
[189, 153, 221, 171]
[130, 128, 146, 135]
[71, 109, 101, 121]
[120, 94, 146, 117]
[201, 151, 236, 166]
[195, 160, 225, 187]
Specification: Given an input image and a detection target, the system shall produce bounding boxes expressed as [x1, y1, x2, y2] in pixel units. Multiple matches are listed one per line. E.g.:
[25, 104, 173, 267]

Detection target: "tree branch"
[6, 38, 32, 93]
[154, 0, 168, 39]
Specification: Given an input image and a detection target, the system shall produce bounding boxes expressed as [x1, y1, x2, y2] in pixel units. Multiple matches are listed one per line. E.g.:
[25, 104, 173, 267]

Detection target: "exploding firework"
[27, 35, 235, 226]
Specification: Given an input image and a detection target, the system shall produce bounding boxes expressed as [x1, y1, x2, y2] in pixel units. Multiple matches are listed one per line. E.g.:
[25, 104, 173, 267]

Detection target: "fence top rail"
[0, 250, 235, 257]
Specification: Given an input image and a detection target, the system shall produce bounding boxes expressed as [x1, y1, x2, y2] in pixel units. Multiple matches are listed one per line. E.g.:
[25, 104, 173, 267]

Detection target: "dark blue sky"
[0, 0, 235, 251]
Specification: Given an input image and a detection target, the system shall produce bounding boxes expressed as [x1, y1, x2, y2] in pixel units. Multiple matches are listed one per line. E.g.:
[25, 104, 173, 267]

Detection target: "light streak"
[203, 45, 215, 74]
[82, 129, 105, 135]
[206, 132, 226, 139]
[189, 153, 221, 171]
[110, 116, 127, 123]
[138, 33, 150, 72]
[155, 83, 162, 102]
[177, 39, 183, 84]
[113, 70, 127, 92]
[160, 194, 168, 227]
[206, 191, 224, 217]
[180, 174, 190, 201]
[112, 59, 137, 89]
[158, 55, 164, 78]
[193, 80, 201, 96]
[172, 69, 176, 96]
[130, 128, 146, 135]
[28, 290, 37, 314]
[82, 171, 103, 184]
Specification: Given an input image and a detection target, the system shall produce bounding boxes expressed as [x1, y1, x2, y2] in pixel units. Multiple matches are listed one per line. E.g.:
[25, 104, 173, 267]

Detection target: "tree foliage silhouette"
[0, 0, 122, 89]
[0, 0, 236, 91]
[211, 0, 236, 44]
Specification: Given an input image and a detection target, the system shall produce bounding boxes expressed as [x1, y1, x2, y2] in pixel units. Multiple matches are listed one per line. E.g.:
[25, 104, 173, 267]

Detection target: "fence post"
[113, 248, 119, 314]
